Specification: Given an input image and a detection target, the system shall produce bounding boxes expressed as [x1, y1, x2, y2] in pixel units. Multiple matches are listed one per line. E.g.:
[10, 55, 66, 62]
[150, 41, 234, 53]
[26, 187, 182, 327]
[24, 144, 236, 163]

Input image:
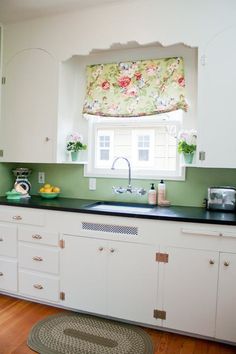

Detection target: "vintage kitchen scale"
[12, 167, 32, 198]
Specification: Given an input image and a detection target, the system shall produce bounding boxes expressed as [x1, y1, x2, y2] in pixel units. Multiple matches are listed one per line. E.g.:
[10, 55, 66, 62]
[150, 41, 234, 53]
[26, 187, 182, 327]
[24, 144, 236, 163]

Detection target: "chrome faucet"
[111, 156, 146, 195]
[111, 156, 132, 189]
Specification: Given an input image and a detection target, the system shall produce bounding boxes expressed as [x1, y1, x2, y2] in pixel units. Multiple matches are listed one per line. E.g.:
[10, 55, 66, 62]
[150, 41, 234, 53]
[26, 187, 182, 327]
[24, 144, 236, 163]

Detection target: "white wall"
[1, 0, 236, 163]
[2, 0, 236, 62]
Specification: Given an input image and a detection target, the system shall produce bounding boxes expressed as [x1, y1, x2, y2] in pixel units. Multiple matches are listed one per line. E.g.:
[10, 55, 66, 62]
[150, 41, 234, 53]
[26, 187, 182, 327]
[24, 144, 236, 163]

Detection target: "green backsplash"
[1, 163, 236, 207]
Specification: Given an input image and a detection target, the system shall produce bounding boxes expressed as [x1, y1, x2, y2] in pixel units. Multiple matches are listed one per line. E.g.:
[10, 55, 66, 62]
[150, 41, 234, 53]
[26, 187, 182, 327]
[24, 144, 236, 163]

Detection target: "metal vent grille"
[82, 222, 138, 236]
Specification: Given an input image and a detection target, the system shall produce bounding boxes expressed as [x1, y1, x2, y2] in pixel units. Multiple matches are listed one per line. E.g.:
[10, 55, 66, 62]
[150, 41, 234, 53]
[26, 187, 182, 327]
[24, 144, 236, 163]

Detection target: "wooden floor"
[0, 295, 235, 354]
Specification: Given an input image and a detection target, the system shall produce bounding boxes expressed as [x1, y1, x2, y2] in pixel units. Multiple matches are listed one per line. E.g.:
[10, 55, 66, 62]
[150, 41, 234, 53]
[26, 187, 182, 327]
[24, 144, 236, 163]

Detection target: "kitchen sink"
[85, 201, 155, 213]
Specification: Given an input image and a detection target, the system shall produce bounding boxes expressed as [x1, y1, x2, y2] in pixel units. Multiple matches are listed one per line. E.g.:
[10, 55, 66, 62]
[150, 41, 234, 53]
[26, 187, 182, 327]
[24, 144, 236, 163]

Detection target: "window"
[132, 130, 154, 168]
[95, 130, 114, 168]
[85, 110, 185, 180]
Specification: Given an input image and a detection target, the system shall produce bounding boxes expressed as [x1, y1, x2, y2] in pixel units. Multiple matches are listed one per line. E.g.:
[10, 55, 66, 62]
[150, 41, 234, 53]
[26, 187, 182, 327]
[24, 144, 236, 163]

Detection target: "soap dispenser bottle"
[148, 183, 157, 205]
[158, 179, 166, 205]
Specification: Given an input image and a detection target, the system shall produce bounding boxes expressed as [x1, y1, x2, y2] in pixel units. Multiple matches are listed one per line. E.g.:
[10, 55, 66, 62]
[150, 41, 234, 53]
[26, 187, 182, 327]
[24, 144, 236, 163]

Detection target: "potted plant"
[177, 130, 197, 164]
[66, 132, 87, 161]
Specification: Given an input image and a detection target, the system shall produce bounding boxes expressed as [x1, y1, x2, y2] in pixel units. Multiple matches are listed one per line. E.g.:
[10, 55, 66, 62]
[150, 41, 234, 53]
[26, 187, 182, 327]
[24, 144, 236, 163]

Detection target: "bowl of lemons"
[39, 184, 61, 199]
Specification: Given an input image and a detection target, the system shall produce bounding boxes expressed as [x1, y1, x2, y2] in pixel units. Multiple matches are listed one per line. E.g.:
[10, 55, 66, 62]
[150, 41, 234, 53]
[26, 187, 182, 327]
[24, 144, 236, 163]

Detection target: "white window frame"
[132, 129, 155, 168]
[84, 110, 185, 180]
[95, 129, 114, 168]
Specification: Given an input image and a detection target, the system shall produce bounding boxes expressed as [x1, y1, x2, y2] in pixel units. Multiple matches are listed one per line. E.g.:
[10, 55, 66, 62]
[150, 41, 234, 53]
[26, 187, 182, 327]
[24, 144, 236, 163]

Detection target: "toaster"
[207, 187, 236, 211]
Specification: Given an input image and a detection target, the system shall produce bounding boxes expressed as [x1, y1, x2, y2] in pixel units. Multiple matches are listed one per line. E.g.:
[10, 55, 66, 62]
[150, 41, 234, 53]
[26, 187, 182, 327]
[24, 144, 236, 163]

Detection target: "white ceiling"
[0, 0, 127, 24]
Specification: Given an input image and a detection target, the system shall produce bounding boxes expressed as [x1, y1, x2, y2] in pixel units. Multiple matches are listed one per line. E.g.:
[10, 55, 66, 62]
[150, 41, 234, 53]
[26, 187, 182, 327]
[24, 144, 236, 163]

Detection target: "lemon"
[52, 187, 60, 193]
[39, 187, 45, 193]
[44, 188, 52, 193]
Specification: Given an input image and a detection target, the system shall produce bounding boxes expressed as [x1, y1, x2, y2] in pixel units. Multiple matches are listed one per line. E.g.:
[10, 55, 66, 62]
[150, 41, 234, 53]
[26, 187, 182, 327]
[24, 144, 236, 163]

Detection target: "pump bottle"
[158, 180, 166, 205]
[148, 183, 157, 205]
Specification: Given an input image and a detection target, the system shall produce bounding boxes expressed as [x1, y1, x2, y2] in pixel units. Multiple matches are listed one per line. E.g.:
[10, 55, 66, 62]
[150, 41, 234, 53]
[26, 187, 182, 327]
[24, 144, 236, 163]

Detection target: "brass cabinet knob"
[98, 247, 104, 251]
[110, 248, 115, 253]
[33, 284, 43, 290]
[32, 256, 43, 262]
[209, 259, 215, 265]
[224, 261, 230, 267]
[32, 234, 42, 240]
[0, 272, 3, 276]
[12, 215, 22, 220]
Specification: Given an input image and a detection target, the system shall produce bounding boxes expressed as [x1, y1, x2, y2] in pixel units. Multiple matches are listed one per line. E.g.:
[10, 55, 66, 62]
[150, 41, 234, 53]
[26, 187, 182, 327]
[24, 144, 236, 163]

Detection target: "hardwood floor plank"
[0, 295, 235, 354]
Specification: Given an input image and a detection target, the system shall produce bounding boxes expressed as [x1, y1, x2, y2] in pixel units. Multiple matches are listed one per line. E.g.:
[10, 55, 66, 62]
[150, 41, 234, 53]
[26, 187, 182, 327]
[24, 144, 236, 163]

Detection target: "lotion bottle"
[148, 183, 157, 205]
[158, 179, 166, 205]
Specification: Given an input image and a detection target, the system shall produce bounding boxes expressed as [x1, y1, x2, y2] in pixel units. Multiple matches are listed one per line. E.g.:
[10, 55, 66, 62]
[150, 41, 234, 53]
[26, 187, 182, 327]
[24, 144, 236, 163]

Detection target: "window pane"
[100, 149, 109, 160]
[138, 150, 149, 161]
[99, 135, 110, 148]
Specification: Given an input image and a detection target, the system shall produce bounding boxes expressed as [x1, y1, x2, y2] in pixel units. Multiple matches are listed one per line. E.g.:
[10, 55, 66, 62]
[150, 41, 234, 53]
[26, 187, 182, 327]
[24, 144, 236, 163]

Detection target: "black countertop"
[0, 196, 236, 226]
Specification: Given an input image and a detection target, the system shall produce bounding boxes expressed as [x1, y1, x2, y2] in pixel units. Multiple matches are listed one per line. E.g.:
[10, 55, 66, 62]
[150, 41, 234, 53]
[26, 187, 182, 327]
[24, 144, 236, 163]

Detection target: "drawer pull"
[32, 256, 43, 262]
[110, 248, 115, 253]
[12, 215, 22, 220]
[209, 259, 215, 265]
[224, 261, 230, 267]
[32, 234, 42, 240]
[33, 284, 43, 290]
[0, 238, 3, 242]
[0, 272, 3, 276]
[98, 247, 104, 251]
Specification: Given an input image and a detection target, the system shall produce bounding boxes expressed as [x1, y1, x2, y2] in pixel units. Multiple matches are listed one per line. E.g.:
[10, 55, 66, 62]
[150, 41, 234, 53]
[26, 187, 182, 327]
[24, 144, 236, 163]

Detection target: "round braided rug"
[28, 312, 154, 354]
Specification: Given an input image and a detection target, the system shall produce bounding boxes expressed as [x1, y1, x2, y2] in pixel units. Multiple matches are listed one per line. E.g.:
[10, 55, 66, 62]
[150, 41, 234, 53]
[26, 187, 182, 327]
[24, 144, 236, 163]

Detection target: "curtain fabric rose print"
[83, 57, 188, 117]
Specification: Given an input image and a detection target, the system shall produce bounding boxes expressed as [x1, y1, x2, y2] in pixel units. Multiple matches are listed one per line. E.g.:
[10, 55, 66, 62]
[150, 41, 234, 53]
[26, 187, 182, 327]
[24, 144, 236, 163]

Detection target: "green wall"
[2, 163, 236, 207]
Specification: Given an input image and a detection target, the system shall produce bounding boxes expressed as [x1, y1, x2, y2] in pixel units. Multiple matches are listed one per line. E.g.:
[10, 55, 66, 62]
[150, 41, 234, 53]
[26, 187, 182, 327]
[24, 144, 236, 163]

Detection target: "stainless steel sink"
[85, 201, 155, 213]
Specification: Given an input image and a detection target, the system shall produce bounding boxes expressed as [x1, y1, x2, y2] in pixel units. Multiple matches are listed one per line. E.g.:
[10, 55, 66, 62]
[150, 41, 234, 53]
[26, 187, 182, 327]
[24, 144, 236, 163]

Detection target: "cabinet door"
[2, 48, 58, 162]
[108, 241, 158, 325]
[60, 235, 107, 315]
[198, 27, 236, 167]
[216, 252, 236, 342]
[159, 247, 219, 336]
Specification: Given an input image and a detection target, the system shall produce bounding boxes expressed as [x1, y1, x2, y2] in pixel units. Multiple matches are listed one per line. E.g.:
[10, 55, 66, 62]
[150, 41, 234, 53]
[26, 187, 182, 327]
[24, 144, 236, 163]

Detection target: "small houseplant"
[66, 132, 87, 161]
[177, 130, 197, 164]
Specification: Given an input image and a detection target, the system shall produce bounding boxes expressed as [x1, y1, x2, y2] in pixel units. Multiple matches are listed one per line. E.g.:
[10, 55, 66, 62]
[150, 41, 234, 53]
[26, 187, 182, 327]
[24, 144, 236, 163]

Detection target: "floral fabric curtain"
[83, 57, 188, 117]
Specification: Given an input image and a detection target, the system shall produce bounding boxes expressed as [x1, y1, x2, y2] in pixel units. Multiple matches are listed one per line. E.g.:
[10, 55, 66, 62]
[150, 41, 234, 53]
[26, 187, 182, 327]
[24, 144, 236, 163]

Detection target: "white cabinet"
[1, 48, 59, 162]
[158, 247, 219, 337]
[0, 223, 18, 292]
[61, 234, 157, 325]
[1, 204, 236, 344]
[197, 27, 236, 167]
[18, 226, 60, 302]
[216, 252, 236, 342]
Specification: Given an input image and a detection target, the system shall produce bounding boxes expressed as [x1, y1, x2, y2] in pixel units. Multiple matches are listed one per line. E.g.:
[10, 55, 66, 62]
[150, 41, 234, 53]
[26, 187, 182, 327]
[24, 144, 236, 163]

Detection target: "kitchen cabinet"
[216, 252, 236, 342]
[1, 48, 59, 162]
[18, 225, 60, 302]
[0, 203, 236, 343]
[60, 234, 158, 325]
[158, 246, 219, 337]
[0, 223, 18, 292]
[197, 26, 236, 167]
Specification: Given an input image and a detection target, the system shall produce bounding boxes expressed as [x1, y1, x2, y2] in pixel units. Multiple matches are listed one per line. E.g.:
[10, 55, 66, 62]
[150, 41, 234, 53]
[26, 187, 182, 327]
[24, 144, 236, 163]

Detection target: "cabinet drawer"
[19, 243, 59, 274]
[0, 258, 17, 292]
[18, 227, 59, 246]
[0, 208, 45, 226]
[19, 270, 59, 302]
[0, 224, 17, 257]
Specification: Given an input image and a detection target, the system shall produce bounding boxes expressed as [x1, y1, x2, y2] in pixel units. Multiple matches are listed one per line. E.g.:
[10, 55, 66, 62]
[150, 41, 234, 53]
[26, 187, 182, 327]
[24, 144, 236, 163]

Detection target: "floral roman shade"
[83, 57, 188, 117]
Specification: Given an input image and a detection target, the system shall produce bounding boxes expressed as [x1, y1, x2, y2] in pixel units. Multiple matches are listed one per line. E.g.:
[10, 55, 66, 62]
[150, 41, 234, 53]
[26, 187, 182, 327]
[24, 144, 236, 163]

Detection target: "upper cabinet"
[1, 48, 59, 163]
[197, 27, 236, 168]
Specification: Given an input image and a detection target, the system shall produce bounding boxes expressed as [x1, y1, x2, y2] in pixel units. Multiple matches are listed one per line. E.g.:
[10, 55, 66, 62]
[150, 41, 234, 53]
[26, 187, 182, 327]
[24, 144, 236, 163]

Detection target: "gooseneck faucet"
[111, 157, 146, 195]
[111, 156, 132, 188]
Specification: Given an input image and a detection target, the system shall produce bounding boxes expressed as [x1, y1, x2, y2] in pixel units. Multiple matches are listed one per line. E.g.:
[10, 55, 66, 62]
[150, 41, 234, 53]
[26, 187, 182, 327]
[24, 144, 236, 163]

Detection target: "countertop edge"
[0, 197, 236, 226]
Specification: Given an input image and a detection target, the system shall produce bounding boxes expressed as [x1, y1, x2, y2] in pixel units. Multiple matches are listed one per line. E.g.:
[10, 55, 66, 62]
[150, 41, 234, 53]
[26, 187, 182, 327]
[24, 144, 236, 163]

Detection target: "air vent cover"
[82, 222, 138, 236]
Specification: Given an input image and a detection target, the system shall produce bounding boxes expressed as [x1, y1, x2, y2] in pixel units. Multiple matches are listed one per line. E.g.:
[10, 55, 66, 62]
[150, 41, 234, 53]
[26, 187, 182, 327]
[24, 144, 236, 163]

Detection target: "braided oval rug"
[28, 312, 154, 354]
